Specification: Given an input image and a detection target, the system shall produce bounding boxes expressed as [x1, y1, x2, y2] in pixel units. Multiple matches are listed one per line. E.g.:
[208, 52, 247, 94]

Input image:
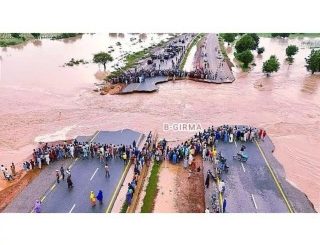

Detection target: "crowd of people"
[125, 132, 154, 207]
[106, 34, 213, 86]
[148, 125, 267, 213]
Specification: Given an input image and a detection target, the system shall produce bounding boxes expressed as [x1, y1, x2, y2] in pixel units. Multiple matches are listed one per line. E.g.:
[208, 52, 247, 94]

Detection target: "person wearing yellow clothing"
[212, 147, 217, 163]
[90, 191, 96, 207]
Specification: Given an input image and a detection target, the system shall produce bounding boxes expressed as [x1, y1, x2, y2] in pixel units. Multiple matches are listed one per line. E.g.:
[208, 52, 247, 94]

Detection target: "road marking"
[255, 140, 294, 213]
[241, 162, 246, 172]
[106, 160, 131, 213]
[69, 204, 76, 213]
[216, 177, 223, 211]
[251, 194, 258, 209]
[90, 131, 100, 143]
[234, 141, 237, 148]
[90, 168, 99, 181]
[69, 158, 78, 169]
[50, 184, 56, 191]
[40, 196, 46, 202]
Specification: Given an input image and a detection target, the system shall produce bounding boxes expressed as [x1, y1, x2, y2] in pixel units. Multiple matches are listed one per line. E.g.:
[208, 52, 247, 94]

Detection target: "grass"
[107, 37, 173, 79]
[108, 48, 151, 78]
[51, 33, 82, 40]
[140, 161, 161, 213]
[218, 35, 229, 60]
[0, 33, 34, 47]
[179, 34, 204, 70]
[0, 33, 83, 47]
[120, 201, 129, 213]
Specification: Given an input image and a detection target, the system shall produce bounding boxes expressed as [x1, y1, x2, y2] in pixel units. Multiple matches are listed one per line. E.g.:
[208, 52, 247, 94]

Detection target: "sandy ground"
[0, 169, 40, 212]
[154, 157, 205, 213]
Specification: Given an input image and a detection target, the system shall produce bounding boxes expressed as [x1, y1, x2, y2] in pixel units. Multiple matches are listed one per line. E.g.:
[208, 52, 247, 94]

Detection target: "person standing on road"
[122, 152, 127, 165]
[34, 200, 41, 213]
[10, 163, 16, 176]
[1, 165, 6, 179]
[60, 166, 65, 181]
[223, 198, 227, 213]
[90, 191, 96, 207]
[67, 174, 73, 189]
[262, 130, 266, 141]
[218, 179, 225, 194]
[66, 168, 71, 176]
[56, 170, 60, 184]
[105, 163, 110, 178]
[96, 190, 103, 204]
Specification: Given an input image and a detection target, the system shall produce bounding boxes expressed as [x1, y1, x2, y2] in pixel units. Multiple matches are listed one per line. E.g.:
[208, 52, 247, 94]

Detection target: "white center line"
[69, 204, 76, 213]
[90, 168, 99, 181]
[251, 194, 258, 209]
[241, 162, 246, 172]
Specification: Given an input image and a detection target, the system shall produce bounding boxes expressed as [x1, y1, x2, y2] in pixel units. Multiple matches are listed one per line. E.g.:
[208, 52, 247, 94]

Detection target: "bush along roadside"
[140, 160, 161, 213]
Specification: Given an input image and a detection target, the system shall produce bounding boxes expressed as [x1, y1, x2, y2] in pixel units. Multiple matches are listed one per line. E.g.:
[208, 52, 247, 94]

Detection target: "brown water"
[0, 34, 319, 211]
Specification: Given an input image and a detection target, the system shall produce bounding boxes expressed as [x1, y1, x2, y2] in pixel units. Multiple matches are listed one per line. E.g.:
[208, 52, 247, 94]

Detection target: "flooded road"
[0, 34, 319, 211]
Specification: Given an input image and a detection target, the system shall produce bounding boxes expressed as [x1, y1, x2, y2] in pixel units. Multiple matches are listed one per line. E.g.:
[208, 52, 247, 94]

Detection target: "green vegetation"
[0, 33, 30, 47]
[234, 34, 259, 70]
[65, 58, 89, 66]
[107, 37, 174, 79]
[110, 48, 151, 78]
[93, 52, 113, 70]
[235, 34, 256, 53]
[31, 33, 41, 39]
[120, 201, 129, 213]
[262, 55, 280, 76]
[218, 35, 229, 60]
[257, 47, 265, 55]
[11, 33, 21, 39]
[51, 33, 81, 40]
[286, 45, 299, 63]
[0, 33, 83, 47]
[235, 50, 254, 69]
[141, 162, 161, 213]
[271, 33, 290, 38]
[179, 34, 204, 70]
[247, 33, 260, 50]
[220, 33, 237, 45]
[305, 49, 320, 74]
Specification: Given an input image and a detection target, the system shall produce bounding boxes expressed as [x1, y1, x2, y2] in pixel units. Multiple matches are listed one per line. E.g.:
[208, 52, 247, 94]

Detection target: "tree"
[11, 33, 21, 38]
[263, 55, 280, 76]
[235, 34, 256, 53]
[221, 33, 237, 45]
[257, 47, 265, 55]
[305, 49, 320, 74]
[31, 33, 41, 39]
[286, 45, 299, 58]
[248, 33, 260, 50]
[271, 33, 290, 38]
[93, 52, 113, 70]
[235, 50, 254, 68]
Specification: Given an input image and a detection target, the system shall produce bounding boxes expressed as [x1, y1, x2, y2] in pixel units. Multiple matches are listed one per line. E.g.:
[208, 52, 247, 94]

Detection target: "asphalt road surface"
[216, 140, 289, 213]
[41, 129, 144, 213]
[198, 33, 234, 82]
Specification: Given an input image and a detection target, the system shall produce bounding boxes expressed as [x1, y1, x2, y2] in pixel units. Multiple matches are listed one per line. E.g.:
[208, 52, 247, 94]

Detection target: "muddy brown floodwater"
[0, 34, 319, 211]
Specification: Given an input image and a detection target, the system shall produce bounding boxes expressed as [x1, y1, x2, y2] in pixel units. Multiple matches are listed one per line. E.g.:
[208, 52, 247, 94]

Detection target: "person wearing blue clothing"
[224, 132, 228, 143]
[96, 190, 103, 204]
[223, 198, 227, 213]
[172, 152, 177, 164]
